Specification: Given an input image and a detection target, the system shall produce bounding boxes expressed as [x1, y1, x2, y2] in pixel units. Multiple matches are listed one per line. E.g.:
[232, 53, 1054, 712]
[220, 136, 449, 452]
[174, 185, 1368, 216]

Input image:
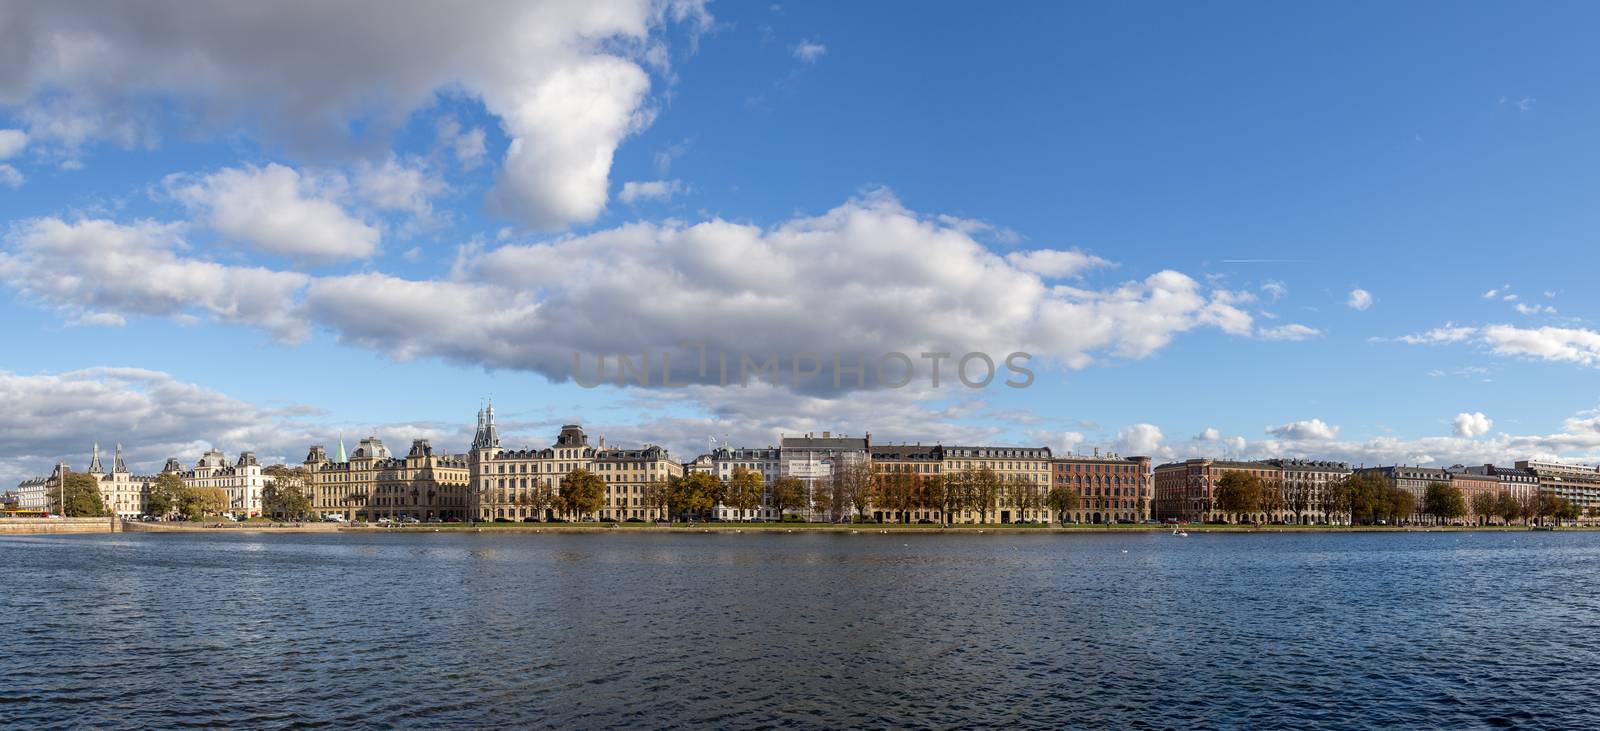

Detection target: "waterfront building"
[1462, 464, 1539, 509]
[869, 444, 945, 523]
[304, 436, 470, 521]
[780, 432, 870, 522]
[468, 406, 681, 521]
[1153, 459, 1283, 523]
[93, 443, 156, 518]
[165, 448, 269, 517]
[1354, 466, 1452, 524]
[1052, 452, 1152, 524]
[942, 444, 1053, 524]
[1259, 458, 1350, 525]
[1517, 459, 1600, 518]
[706, 446, 782, 521]
[1445, 467, 1503, 524]
[14, 463, 59, 512]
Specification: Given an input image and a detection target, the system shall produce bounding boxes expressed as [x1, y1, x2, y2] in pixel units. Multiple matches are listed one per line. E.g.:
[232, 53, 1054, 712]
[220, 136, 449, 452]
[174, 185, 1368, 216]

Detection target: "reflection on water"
[3, 531, 1599, 729]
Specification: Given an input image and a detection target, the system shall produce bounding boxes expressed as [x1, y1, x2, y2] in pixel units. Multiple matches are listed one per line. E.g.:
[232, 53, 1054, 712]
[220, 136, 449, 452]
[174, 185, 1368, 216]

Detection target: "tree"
[1423, 482, 1467, 525]
[262, 465, 313, 520]
[1285, 478, 1314, 525]
[1470, 490, 1498, 526]
[1497, 492, 1523, 525]
[179, 486, 229, 520]
[557, 469, 606, 519]
[1320, 477, 1350, 525]
[1556, 497, 1580, 525]
[1047, 483, 1080, 524]
[1214, 472, 1264, 524]
[49, 471, 106, 517]
[643, 479, 672, 522]
[1383, 487, 1417, 526]
[770, 476, 806, 521]
[669, 472, 720, 521]
[967, 467, 1003, 524]
[146, 472, 183, 518]
[833, 461, 874, 522]
[1344, 472, 1393, 525]
[725, 466, 765, 521]
[1009, 475, 1046, 522]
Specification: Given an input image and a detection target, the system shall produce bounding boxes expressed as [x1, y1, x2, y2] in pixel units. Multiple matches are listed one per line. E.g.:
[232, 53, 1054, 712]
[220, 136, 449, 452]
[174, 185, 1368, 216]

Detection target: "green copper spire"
[335, 432, 348, 463]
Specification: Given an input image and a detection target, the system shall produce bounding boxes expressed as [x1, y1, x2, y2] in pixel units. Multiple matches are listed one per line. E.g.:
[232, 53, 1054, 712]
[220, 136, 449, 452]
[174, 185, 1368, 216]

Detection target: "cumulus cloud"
[1347, 288, 1373, 311]
[618, 179, 685, 204]
[1266, 418, 1339, 441]
[436, 116, 488, 170]
[1453, 411, 1493, 438]
[166, 163, 380, 263]
[1514, 303, 1556, 316]
[0, 164, 21, 188]
[1481, 325, 1600, 367]
[791, 40, 827, 63]
[0, 1, 708, 230]
[1260, 280, 1287, 301]
[1004, 249, 1112, 279]
[2, 192, 1259, 393]
[0, 217, 309, 339]
[1113, 423, 1165, 456]
[354, 155, 446, 220]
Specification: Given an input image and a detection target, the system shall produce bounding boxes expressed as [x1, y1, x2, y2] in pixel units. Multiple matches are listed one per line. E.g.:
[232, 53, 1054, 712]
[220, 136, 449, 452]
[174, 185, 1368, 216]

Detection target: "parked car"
[425, 517, 442, 524]
[625, 517, 645, 523]
[493, 517, 513, 523]
[400, 516, 420, 524]
[523, 517, 540, 522]
[444, 517, 462, 523]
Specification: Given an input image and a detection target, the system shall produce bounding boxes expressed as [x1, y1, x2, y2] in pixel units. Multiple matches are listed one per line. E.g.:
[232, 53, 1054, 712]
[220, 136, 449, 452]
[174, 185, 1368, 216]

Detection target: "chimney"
[823, 431, 831, 439]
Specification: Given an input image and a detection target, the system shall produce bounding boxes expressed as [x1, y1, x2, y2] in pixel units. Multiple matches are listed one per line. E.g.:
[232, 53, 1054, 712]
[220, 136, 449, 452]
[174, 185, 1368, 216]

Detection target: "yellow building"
[941, 444, 1053, 524]
[304, 436, 469, 521]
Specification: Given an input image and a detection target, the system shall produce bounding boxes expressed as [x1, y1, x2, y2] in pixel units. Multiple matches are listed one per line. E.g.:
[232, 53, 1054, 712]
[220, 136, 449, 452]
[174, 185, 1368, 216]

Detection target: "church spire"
[114, 443, 127, 473]
[335, 432, 348, 463]
[89, 442, 104, 474]
[484, 398, 500, 449]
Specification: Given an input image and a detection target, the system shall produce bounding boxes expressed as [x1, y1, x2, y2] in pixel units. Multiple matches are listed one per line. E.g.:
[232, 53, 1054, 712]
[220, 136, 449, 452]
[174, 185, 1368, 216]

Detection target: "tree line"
[1207, 471, 1581, 526]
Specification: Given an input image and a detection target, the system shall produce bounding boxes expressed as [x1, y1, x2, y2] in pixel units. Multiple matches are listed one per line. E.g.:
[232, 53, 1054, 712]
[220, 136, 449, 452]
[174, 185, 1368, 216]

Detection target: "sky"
[2, 1, 1599, 487]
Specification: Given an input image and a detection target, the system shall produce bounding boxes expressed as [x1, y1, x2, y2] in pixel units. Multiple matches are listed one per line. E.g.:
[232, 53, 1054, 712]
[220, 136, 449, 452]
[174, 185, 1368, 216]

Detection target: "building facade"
[1052, 453, 1152, 524]
[1260, 458, 1350, 525]
[1518, 459, 1600, 518]
[942, 444, 1053, 524]
[304, 436, 470, 521]
[468, 405, 681, 522]
[780, 433, 870, 522]
[706, 446, 782, 521]
[1354, 466, 1452, 524]
[167, 448, 270, 517]
[869, 444, 945, 523]
[1154, 459, 1284, 523]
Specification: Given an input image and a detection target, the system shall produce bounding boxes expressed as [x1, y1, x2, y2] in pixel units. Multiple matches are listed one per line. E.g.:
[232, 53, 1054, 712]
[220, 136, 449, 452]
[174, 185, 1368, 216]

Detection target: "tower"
[335, 432, 348, 463]
[89, 442, 104, 475]
[114, 443, 127, 473]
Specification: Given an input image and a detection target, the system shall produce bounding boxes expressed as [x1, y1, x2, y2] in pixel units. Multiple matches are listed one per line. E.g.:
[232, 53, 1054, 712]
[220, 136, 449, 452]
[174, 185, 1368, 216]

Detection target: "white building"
[705, 446, 782, 521]
[167, 448, 270, 517]
[91, 443, 155, 519]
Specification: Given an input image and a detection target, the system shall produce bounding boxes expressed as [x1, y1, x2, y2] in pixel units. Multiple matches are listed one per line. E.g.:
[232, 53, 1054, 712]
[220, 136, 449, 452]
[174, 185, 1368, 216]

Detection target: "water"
[2, 531, 1598, 729]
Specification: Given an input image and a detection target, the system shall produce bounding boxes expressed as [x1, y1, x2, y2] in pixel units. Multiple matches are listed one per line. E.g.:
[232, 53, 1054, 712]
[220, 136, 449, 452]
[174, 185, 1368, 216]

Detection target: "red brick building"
[1051, 454, 1151, 523]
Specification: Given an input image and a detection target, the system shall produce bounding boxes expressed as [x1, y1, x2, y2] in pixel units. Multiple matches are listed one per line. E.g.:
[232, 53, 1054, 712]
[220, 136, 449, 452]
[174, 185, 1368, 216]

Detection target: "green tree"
[1345, 472, 1393, 525]
[1383, 487, 1417, 525]
[726, 466, 765, 521]
[262, 465, 313, 520]
[669, 472, 720, 521]
[770, 476, 806, 521]
[1010, 475, 1046, 522]
[49, 471, 106, 517]
[1047, 483, 1080, 524]
[179, 486, 229, 520]
[558, 469, 606, 519]
[834, 461, 875, 522]
[146, 472, 183, 518]
[1556, 497, 1580, 525]
[1320, 476, 1351, 525]
[1423, 481, 1467, 525]
[1214, 471, 1264, 523]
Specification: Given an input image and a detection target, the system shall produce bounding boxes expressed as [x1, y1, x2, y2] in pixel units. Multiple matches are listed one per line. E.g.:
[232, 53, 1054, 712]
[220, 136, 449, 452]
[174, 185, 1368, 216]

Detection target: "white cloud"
[1004, 249, 1112, 278]
[2, 191, 1259, 392]
[1257, 323, 1320, 341]
[1453, 411, 1493, 438]
[436, 116, 487, 170]
[1481, 325, 1600, 367]
[1196, 427, 1222, 441]
[791, 40, 827, 63]
[1113, 423, 1165, 456]
[0, 129, 27, 158]
[354, 155, 446, 220]
[1347, 288, 1373, 311]
[0, 1, 709, 230]
[1393, 323, 1476, 345]
[1266, 418, 1339, 441]
[617, 179, 685, 204]
[1482, 286, 1507, 299]
[0, 218, 308, 339]
[166, 163, 380, 263]
[0, 164, 21, 189]
[1260, 280, 1287, 301]
[1514, 303, 1555, 316]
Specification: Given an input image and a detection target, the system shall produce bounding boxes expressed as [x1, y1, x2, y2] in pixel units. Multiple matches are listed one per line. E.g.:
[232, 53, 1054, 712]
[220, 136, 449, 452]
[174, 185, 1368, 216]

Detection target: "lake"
[2, 531, 1598, 729]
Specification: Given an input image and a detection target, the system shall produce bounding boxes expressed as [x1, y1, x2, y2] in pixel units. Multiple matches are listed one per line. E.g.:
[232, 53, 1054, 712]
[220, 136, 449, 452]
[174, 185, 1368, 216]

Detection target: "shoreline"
[105, 521, 1599, 536]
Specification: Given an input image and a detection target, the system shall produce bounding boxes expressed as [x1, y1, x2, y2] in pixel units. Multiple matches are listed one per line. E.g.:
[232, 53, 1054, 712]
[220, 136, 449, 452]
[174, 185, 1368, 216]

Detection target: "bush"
[780, 514, 807, 523]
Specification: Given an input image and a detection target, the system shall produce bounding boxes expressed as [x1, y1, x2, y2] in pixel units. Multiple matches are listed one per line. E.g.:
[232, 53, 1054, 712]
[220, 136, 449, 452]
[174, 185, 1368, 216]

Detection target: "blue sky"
[2, 1, 1598, 485]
